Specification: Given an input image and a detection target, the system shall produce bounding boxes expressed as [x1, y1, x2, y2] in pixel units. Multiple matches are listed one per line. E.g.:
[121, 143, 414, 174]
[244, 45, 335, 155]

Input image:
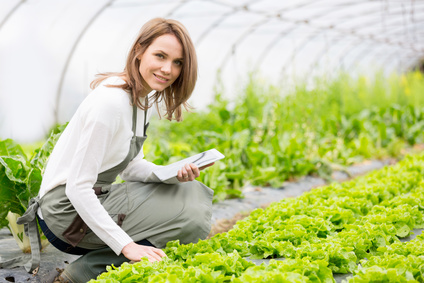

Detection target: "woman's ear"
[134, 44, 142, 60]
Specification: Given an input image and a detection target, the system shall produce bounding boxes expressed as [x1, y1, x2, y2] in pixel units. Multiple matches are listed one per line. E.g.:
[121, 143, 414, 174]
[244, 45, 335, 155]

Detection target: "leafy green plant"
[92, 151, 424, 282]
[144, 71, 424, 201]
[0, 123, 66, 252]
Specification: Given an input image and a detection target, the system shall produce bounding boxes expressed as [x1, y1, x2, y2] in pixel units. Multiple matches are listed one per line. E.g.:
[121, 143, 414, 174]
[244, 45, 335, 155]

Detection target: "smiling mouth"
[154, 74, 169, 82]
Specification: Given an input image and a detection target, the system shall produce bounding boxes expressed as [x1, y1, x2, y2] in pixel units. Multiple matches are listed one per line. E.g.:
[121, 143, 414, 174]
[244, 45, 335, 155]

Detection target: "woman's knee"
[184, 205, 212, 238]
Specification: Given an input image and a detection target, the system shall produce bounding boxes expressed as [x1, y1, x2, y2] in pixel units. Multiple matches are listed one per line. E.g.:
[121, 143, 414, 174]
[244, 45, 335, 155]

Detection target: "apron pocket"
[62, 214, 88, 247]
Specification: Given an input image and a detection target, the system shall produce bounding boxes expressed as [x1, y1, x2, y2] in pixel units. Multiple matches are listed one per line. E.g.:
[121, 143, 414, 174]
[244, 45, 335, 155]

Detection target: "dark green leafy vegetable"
[0, 124, 66, 252]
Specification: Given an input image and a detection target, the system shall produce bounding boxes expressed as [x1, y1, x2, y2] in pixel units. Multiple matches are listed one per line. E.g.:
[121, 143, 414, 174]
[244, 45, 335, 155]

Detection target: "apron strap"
[132, 96, 149, 136]
[143, 96, 149, 136]
[0, 197, 41, 273]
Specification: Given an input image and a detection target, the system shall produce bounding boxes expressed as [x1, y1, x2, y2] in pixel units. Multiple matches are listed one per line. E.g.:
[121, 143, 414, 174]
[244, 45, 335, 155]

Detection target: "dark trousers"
[38, 216, 154, 254]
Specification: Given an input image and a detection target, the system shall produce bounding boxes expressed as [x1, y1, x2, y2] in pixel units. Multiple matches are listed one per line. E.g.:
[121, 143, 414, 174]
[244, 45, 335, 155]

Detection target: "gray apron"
[0, 101, 213, 274]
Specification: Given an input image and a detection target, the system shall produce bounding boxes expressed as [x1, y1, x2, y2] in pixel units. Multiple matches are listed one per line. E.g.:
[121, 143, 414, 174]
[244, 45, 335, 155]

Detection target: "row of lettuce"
[145, 71, 424, 201]
[91, 151, 424, 282]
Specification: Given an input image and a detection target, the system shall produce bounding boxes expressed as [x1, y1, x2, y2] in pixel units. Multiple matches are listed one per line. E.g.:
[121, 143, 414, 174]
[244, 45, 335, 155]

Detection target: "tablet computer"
[153, 148, 225, 182]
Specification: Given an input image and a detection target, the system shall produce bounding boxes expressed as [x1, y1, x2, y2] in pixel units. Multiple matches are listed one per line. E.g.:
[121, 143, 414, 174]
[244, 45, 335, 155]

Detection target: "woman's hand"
[176, 163, 215, 182]
[122, 242, 167, 263]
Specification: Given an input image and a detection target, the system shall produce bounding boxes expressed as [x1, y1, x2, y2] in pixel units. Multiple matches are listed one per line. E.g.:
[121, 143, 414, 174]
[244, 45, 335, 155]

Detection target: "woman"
[21, 18, 213, 283]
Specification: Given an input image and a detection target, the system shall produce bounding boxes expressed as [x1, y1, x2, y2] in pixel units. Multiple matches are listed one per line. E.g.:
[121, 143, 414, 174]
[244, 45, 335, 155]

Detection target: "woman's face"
[139, 34, 183, 94]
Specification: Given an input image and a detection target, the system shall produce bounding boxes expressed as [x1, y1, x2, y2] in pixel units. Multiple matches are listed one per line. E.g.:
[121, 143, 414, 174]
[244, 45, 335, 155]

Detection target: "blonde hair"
[90, 18, 198, 121]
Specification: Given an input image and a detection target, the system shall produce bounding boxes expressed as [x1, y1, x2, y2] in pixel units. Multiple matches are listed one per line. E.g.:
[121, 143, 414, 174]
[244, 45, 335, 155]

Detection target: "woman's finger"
[185, 164, 194, 180]
[147, 251, 163, 262]
[177, 167, 189, 182]
[154, 248, 167, 258]
[189, 163, 200, 178]
[144, 247, 164, 262]
[182, 166, 189, 179]
[177, 171, 186, 182]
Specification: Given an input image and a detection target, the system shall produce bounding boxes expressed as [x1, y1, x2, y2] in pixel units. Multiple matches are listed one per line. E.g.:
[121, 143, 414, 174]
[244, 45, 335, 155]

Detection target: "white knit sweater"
[38, 77, 175, 255]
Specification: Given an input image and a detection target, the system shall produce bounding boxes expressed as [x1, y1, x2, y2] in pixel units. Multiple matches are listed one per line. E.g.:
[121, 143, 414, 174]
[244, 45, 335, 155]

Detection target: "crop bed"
[91, 152, 424, 282]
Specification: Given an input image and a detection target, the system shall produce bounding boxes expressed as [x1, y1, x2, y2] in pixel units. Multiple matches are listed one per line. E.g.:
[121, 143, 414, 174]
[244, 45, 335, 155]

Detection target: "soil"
[207, 211, 251, 238]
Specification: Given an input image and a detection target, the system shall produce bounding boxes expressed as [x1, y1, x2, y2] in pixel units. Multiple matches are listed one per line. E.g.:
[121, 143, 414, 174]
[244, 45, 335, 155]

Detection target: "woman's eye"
[156, 54, 164, 59]
[174, 60, 183, 66]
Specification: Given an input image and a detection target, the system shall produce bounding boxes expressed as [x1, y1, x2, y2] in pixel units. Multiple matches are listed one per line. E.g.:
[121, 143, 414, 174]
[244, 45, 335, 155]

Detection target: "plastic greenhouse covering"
[0, 0, 423, 142]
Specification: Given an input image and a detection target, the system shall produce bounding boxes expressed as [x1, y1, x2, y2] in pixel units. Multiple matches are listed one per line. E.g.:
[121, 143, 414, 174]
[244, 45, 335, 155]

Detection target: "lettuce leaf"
[0, 123, 66, 229]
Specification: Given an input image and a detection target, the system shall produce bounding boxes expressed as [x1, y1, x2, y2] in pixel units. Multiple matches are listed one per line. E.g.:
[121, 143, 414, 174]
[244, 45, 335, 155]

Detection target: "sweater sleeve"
[119, 151, 180, 184]
[65, 99, 133, 255]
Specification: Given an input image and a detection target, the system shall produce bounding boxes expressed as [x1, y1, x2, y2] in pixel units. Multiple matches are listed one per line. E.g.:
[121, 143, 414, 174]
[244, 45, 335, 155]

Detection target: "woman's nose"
[161, 61, 172, 74]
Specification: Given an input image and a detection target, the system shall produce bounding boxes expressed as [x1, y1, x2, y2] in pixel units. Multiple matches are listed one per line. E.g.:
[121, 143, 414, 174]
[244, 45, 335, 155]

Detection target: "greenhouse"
[1, 0, 424, 282]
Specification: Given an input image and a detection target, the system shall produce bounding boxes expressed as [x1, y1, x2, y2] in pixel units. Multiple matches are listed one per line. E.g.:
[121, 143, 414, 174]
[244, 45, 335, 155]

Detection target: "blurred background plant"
[144, 70, 424, 201]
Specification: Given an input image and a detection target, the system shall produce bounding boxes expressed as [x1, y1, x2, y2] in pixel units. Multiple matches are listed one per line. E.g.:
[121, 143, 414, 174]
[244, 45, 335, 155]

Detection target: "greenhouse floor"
[0, 159, 392, 283]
